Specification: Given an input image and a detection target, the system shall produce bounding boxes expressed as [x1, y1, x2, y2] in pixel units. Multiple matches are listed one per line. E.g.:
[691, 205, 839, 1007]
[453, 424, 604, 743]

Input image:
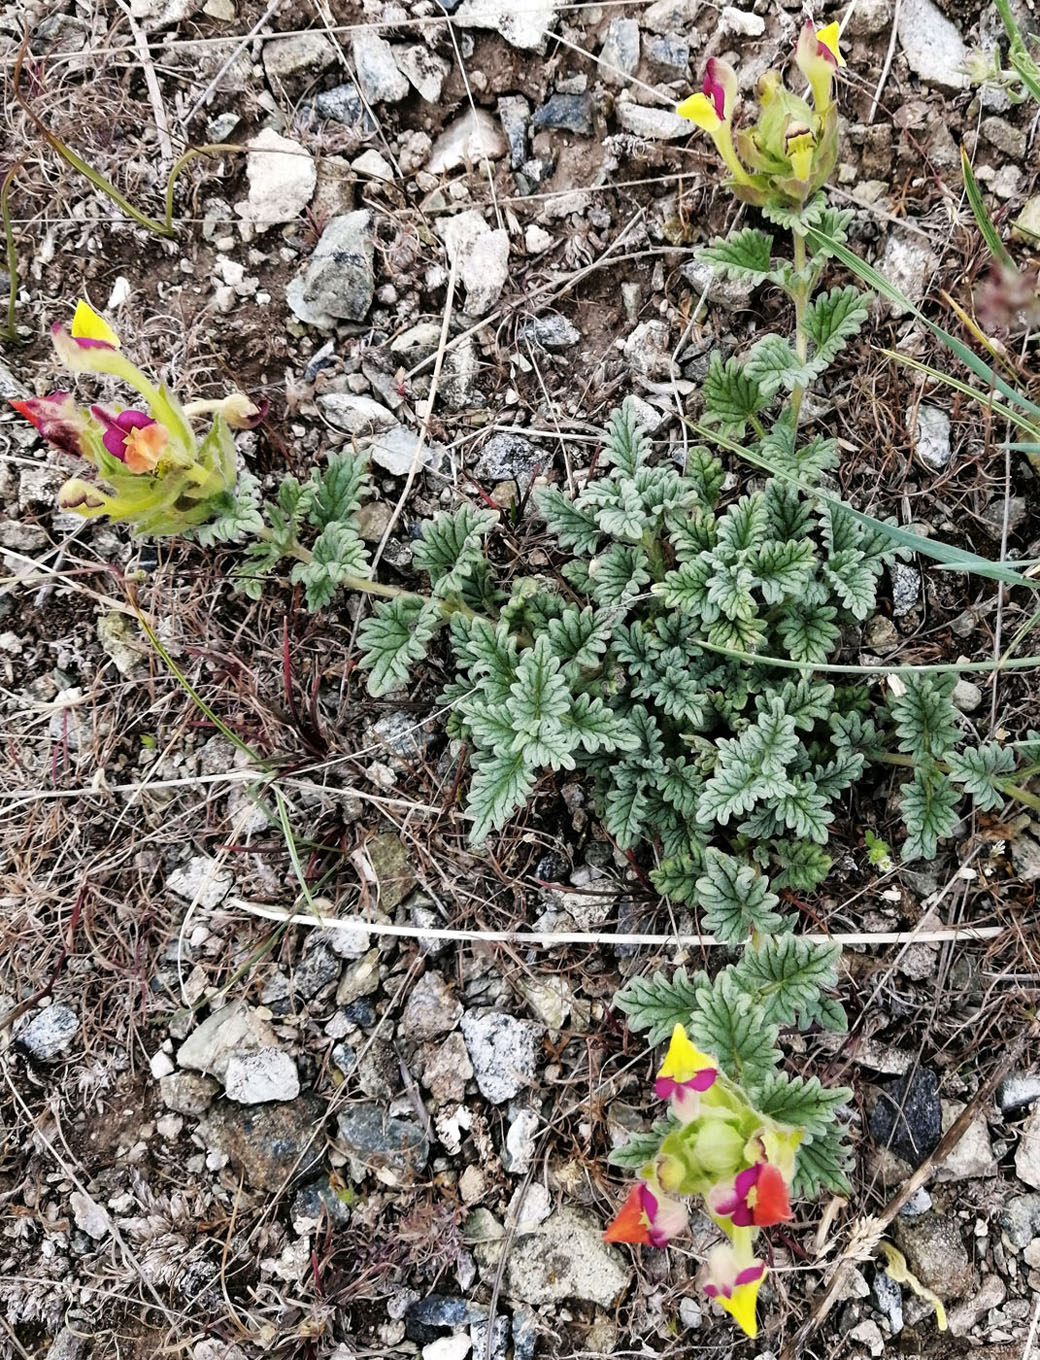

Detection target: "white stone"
[502, 1207, 627, 1305]
[150, 1049, 176, 1079]
[352, 30, 409, 103]
[951, 678, 982, 712]
[176, 1000, 280, 1080]
[507, 1181, 551, 1234]
[317, 393, 397, 437]
[1016, 1105, 1040, 1188]
[460, 1011, 542, 1104]
[615, 102, 689, 141]
[224, 1048, 300, 1104]
[720, 5, 765, 35]
[439, 209, 509, 318]
[880, 232, 939, 314]
[367, 424, 433, 476]
[936, 1101, 998, 1180]
[70, 1191, 110, 1241]
[913, 404, 952, 471]
[503, 1107, 540, 1174]
[262, 31, 336, 82]
[167, 854, 234, 909]
[240, 128, 315, 230]
[452, 0, 558, 49]
[525, 225, 554, 253]
[422, 1337, 471, 1360]
[353, 149, 394, 182]
[898, 0, 969, 90]
[395, 44, 451, 103]
[428, 109, 508, 174]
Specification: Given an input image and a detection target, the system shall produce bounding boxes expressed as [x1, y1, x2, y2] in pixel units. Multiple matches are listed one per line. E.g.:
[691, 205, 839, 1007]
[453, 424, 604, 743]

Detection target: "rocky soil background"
[2, 0, 1040, 1356]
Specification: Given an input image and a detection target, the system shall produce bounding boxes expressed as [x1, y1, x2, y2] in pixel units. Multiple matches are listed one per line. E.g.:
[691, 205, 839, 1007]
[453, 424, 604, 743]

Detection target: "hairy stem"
[789, 228, 810, 430]
[878, 751, 1040, 813]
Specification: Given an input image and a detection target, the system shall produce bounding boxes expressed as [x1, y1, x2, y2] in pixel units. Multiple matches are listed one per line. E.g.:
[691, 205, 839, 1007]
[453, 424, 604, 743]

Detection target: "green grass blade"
[807, 228, 1040, 420]
[961, 144, 1013, 266]
[692, 421, 1039, 589]
[880, 348, 1040, 440]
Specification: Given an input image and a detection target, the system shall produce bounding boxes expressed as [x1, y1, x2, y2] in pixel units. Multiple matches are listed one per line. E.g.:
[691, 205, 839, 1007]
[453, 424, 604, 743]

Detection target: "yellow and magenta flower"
[91, 405, 170, 474]
[677, 59, 753, 187]
[702, 1245, 767, 1338]
[654, 1023, 718, 1121]
[9, 299, 259, 537]
[795, 19, 846, 115]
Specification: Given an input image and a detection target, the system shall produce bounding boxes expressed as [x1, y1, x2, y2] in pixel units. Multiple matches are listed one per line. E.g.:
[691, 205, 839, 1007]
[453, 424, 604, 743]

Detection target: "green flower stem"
[278, 532, 489, 621]
[878, 752, 1040, 814]
[789, 228, 810, 430]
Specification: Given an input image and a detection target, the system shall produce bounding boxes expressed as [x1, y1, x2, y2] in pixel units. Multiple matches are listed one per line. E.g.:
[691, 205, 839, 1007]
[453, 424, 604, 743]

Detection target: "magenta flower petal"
[11, 392, 90, 459]
[52, 321, 115, 351]
[734, 1263, 766, 1288]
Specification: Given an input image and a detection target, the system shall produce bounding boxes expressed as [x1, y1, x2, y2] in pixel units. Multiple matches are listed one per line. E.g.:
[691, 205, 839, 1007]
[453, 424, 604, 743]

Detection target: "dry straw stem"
[227, 898, 1005, 951]
[780, 1016, 1040, 1360]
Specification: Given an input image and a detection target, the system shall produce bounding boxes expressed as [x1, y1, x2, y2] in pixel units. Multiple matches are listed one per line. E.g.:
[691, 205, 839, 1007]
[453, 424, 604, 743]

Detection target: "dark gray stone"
[294, 940, 342, 999]
[200, 1095, 324, 1191]
[531, 93, 596, 136]
[869, 1067, 941, 1165]
[1000, 1191, 1040, 1248]
[288, 211, 375, 326]
[312, 82, 376, 131]
[498, 94, 530, 169]
[405, 1295, 471, 1343]
[336, 1101, 430, 1182]
[512, 1305, 537, 1360]
[291, 1177, 353, 1226]
[516, 313, 581, 351]
[998, 1072, 1040, 1114]
[645, 32, 689, 75]
[474, 432, 541, 485]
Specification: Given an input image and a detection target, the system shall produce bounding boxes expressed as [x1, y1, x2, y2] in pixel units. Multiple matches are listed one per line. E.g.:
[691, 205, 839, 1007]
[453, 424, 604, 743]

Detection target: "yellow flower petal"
[657, 1023, 718, 1083]
[676, 92, 722, 132]
[71, 300, 121, 349]
[816, 21, 846, 67]
[717, 1275, 762, 1338]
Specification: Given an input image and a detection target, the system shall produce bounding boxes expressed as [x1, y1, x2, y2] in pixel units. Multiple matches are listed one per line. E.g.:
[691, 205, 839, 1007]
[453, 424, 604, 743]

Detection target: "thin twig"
[227, 898, 1007, 950]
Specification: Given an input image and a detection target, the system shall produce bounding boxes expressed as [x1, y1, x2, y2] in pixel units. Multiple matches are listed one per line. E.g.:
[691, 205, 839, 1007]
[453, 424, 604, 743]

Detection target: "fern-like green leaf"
[413, 505, 499, 597]
[697, 227, 774, 279]
[734, 935, 845, 1030]
[945, 743, 1015, 811]
[888, 674, 960, 760]
[695, 848, 785, 944]
[467, 747, 537, 843]
[613, 966, 702, 1044]
[358, 596, 441, 696]
[805, 285, 869, 366]
[899, 765, 959, 860]
[304, 452, 370, 528]
[536, 486, 601, 554]
[703, 355, 769, 431]
[605, 399, 651, 476]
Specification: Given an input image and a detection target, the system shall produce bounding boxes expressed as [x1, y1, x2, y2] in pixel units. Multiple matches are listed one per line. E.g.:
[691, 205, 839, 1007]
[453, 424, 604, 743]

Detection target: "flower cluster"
[604, 1024, 801, 1338]
[677, 21, 846, 211]
[11, 301, 265, 537]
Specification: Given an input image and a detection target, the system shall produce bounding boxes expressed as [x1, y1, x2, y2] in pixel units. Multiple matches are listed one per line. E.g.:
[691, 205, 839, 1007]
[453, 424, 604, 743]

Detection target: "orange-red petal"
[604, 1186, 652, 1244]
